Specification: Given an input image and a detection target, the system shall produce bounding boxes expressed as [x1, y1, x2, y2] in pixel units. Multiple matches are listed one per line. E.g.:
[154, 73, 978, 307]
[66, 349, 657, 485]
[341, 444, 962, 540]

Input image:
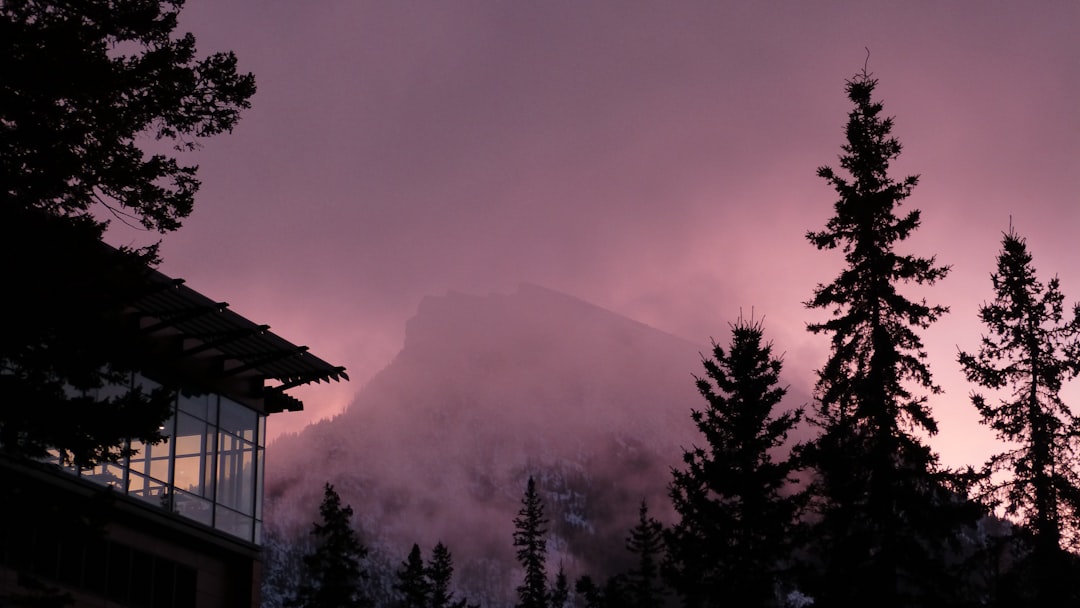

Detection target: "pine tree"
[428, 542, 468, 608]
[290, 483, 372, 608]
[958, 227, 1080, 604]
[550, 565, 569, 608]
[625, 501, 666, 608]
[574, 575, 626, 608]
[801, 69, 975, 607]
[514, 476, 549, 608]
[396, 544, 430, 608]
[666, 316, 802, 607]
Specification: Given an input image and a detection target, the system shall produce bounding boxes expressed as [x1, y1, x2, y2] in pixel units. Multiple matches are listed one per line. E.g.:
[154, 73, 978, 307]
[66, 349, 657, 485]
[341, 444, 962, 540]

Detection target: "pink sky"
[110, 2, 1080, 471]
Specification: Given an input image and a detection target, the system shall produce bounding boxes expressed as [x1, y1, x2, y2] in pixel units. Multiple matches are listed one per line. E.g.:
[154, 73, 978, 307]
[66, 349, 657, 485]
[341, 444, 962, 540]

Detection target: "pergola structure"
[0, 216, 348, 608]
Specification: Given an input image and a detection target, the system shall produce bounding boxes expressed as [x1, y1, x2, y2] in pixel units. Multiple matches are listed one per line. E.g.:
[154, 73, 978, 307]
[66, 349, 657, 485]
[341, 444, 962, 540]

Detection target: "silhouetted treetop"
[1, 0, 255, 233]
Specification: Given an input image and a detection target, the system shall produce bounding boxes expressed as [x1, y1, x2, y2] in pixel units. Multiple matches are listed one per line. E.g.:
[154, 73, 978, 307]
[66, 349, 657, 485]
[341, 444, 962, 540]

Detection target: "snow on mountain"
[263, 283, 806, 605]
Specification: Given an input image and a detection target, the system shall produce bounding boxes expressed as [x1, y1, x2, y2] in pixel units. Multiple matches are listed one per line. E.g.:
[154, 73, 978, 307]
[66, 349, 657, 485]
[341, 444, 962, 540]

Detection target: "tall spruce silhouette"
[801, 69, 974, 607]
[958, 227, 1080, 605]
[290, 483, 372, 608]
[625, 500, 666, 608]
[396, 544, 430, 608]
[514, 477, 549, 608]
[428, 542, 470, 608]
[666, 316, 802, 607]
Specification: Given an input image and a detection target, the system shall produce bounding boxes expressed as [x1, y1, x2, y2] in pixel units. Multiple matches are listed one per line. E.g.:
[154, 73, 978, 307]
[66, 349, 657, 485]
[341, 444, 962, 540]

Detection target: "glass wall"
[51, 374, 267, 545]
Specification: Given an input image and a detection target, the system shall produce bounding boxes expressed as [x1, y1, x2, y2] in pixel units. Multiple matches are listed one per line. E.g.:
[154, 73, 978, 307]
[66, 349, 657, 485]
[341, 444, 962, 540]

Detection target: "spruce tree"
[802, 69, 974, 606]
[290, 483, 372, 608]
[958, 227, 1080, 604]
[625, 501, 666, 608]
[666, 317, 802, 607]
[514, 476, 549, 608]
[428, 542, 468, 608]
[550, 565, 569, 608]
[396, 544, 430, 608]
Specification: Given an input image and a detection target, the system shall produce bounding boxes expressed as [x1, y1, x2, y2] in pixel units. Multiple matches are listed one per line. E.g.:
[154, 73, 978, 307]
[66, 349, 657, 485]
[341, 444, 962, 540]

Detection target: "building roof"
[131, 268, 349, 413]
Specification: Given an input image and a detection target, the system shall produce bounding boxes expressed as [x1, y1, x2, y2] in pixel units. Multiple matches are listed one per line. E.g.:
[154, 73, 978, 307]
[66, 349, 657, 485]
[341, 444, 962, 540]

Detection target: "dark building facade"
[0, 261, 346, 607]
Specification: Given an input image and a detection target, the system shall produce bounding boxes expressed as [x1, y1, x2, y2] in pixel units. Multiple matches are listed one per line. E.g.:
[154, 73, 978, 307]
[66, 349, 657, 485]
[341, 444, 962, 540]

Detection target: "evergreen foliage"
[1, 0, 252, 467]
[514, 476, 549, 608]
[666, 316, 802, 607]
[549, 565, 569, 608]
[1, 0, 255, 233]
[0, 211, 175, 467]
[958, 227, 1080, 604]
[574, 575, 626, 608]
[428, 542, 469, 608]
[396, 544, 431, 608]
[624, 501, 666, 608]
[290, 483, 373, 608]
[801, 69, 975, 606]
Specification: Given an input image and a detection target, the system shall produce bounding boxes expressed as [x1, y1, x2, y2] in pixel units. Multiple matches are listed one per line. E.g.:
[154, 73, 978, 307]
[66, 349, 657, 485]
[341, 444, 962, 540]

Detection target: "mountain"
[263, 283, 807, 605]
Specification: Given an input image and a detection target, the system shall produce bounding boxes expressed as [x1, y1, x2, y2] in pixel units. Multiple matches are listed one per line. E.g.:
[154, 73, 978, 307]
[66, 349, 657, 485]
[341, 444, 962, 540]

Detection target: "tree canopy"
[513, 477, 549, 608]
[801, 70, 976, 607]
[1, 0, 255, 233]
[959, 227, 1080, 604]
[666, 316, 802, 607]
[290, 483, 373, 608]
[0, 0, 254, 467]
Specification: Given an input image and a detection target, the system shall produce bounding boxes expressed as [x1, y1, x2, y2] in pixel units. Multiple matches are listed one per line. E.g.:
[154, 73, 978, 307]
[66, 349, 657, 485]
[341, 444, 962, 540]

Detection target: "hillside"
[263, 284, 807, 605]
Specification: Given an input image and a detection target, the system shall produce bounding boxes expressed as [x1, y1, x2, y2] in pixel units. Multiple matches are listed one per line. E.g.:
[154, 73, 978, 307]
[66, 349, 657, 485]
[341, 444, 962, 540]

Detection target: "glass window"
[255, 447, 265, 521]
[45, 378, 269, 545]
[127, 471, 169, 508]
[216, 432, 255, 515]
[173, 413, 214, 498]
[173, 489, 213, 527]
[129, 422, 173, 486]
[178, 392, 216, 422]
[215, 506, 253, 541]
[219, 397, 256, 442]
[82, 462, 125, 490]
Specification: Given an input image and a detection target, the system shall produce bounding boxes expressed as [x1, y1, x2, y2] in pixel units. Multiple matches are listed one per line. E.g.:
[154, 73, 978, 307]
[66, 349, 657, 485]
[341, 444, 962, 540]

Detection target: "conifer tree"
[428, 541, 469, 608]
[514, 476, 549, 608]
[801, 69, 974, 606]
[625, 501, 666, 608]
[666, 317, 802, 607]
[958, 227, 1080, 604]
[2, 0, 255, 233]
[396, 544, 430, 608]
[574, 575, 626, 608]
[550, 565, 569, 608]
[1, 0, 253, 468]
[290, 483, 372, 608]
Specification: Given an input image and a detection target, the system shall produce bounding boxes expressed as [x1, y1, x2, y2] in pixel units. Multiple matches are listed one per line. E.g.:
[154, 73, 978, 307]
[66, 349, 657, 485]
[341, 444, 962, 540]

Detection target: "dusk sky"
[108, 1, 1080, 471]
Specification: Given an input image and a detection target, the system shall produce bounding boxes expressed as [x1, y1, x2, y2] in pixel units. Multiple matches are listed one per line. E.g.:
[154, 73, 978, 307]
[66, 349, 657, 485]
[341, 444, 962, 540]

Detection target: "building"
[0, 244, 346, 607]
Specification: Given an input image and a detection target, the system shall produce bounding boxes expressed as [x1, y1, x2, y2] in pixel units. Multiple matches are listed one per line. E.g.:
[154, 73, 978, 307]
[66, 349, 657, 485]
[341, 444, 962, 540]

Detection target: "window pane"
[255, 447, 265, 520]
[218, 397, 256, 442]
[216, 433, 255, 515]
[214, 506, 253, 541]
[82, 462, 125, 490]
[173, 413, 213, 498]
[178, 392, 214, 422]
[127, 472, 169, 508]
[174, 489, 213, 527]
[129, 422, 172, 485]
